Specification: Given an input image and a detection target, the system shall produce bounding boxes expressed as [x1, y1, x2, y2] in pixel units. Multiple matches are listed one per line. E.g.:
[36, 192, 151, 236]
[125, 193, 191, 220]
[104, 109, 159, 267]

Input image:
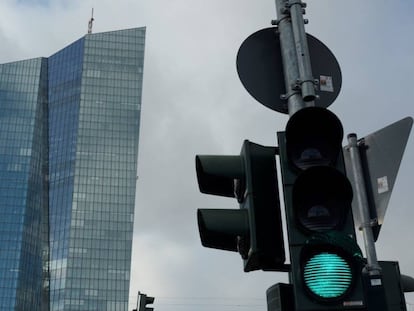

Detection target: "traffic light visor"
[293, 166, 353, 232]
[197, 209, 249, 252]
[145, 296, 155, 305]
[196, 155, 243, 198]
[286, 107, 343, 170]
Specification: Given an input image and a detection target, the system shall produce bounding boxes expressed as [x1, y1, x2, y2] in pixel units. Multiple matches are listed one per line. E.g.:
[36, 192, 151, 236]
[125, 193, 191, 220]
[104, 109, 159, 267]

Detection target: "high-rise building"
[0, 27, 146, 311]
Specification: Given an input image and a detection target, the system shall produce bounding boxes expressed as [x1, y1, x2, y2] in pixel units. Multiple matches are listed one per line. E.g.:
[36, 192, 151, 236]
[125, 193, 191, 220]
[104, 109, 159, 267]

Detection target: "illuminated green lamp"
[303, 251, 353, 299]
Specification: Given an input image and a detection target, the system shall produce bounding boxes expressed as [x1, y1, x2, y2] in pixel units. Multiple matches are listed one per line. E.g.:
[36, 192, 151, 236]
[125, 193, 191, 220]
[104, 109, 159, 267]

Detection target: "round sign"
[237, 27, 342, 114]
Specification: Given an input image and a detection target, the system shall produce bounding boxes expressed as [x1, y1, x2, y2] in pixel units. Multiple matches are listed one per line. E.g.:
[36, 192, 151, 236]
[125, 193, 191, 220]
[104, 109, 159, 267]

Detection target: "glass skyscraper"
[0, 27, 145, 311]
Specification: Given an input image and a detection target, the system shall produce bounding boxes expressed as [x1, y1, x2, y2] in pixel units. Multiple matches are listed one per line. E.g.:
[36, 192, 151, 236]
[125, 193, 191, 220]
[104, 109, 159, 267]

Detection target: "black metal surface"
[237, 27, 342, 114]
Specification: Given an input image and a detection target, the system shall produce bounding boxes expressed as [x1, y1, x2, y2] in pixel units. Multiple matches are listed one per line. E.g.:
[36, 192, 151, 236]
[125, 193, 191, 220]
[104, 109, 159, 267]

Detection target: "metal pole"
[136, 291, 141, 310]
[274, 0, 315, 116]
[274, 0, 303, 116]
[346, 134, 381, 275]
[289, 1, 315, 103]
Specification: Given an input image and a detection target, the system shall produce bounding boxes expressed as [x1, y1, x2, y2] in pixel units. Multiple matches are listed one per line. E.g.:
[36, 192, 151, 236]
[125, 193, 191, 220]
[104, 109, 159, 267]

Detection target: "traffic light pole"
[273, 0, 315, 115]
[346, 134, 381, 275]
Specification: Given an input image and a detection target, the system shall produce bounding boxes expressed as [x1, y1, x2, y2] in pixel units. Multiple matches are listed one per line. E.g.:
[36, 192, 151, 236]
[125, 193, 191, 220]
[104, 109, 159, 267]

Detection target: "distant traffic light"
[196, 140, 286, 272]
[137, 292, 154, 311]
[278, 107, 366, 310]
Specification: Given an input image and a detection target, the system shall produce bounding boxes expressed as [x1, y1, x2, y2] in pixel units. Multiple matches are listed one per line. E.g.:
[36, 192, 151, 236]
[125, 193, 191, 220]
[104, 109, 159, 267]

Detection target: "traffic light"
[137, 292, 154, 311]
[278, 107, 366, 310]
[196, 140, 286, 272]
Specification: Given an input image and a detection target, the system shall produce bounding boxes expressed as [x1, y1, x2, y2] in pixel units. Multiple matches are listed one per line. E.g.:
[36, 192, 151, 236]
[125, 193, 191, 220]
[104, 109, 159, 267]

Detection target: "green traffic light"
[303, 252, 352, 299]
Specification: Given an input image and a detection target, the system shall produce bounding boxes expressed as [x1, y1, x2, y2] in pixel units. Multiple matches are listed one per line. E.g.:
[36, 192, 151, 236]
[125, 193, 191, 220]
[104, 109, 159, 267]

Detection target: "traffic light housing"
[278, 107, 365, 310]
[138, 292, 154, 311]
[196, 140, 286, 272]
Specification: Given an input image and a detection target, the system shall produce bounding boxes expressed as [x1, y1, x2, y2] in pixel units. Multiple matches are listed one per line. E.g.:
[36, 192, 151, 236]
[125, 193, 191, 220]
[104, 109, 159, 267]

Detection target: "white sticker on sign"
[319, 75, 334, 92]
[377, 176, 389, 194]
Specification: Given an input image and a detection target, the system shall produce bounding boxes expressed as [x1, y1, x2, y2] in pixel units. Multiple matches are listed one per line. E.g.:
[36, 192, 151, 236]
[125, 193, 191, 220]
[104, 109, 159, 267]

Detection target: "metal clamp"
[359, 218, 379, 231]
[283, 0, 307, 15]
[286, 0, 307, 8]
[271, 15, 291, 26]
[294, 79, 320, 93]
[280, 90, 301, 101]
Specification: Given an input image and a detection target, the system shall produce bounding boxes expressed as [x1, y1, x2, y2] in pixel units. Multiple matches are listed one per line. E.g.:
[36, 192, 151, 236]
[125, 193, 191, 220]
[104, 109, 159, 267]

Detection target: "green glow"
[303, 252, 352, 299]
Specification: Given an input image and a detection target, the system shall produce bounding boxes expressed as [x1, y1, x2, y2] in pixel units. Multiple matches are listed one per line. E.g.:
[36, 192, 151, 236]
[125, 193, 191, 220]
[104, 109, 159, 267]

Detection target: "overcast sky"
[1, 0, 414, 310]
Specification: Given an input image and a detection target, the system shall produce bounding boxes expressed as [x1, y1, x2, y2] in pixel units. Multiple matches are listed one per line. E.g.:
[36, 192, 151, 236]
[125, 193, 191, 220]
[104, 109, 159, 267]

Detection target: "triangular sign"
[344, 117, 413, 241]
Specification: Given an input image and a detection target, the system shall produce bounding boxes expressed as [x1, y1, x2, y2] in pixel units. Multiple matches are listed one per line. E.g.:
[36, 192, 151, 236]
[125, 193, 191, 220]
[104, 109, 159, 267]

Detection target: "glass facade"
[0, 27, 145, 311]
[0, 57, 49, 311]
